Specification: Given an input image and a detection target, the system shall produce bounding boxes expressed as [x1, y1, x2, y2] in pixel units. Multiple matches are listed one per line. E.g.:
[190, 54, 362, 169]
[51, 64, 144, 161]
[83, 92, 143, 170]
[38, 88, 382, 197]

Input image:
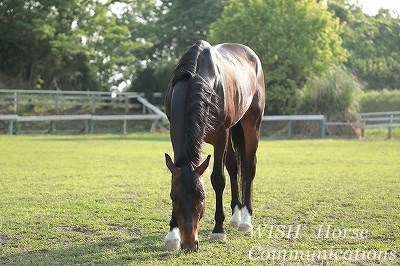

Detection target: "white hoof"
[238, 206, 253, 232]
[165, 228, 180, 251]
[211, 233, 226, 240]
[238, 223, 253, 232]
[229, 205, 241, 228]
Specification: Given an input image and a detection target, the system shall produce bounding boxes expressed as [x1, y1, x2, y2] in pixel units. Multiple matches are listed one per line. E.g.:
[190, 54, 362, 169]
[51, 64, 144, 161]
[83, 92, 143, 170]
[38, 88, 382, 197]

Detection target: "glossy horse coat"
[164, 40, 265, 252]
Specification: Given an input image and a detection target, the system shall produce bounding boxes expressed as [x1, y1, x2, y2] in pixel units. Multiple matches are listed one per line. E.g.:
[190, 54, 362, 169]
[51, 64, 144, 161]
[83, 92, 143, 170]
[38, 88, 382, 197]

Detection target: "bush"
[360, 89, 400, 113]
[298, 67, 363, 122]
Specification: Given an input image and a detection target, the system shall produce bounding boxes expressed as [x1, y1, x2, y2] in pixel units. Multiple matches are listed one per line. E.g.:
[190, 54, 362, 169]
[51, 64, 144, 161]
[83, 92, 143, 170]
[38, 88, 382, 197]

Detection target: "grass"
[0, 134, 399, 265]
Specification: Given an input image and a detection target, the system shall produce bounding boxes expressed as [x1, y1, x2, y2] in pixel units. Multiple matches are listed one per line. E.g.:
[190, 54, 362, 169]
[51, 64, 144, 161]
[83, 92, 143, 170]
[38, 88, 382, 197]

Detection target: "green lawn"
[0, 134, 399, 265]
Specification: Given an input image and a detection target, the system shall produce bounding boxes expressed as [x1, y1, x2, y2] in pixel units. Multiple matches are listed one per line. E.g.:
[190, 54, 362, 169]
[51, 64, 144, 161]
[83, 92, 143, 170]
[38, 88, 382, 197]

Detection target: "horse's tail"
[230, 122, 245, 207]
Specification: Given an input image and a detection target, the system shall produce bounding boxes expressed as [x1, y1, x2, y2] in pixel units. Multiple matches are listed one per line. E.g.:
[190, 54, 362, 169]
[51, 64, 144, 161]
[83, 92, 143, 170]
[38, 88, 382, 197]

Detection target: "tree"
[328, 1, 400, 89]
[130, 0, 227, 96]
[0, 0, 154, 91]
[149, 0, 227, 60]
[209, 0, 347, 114]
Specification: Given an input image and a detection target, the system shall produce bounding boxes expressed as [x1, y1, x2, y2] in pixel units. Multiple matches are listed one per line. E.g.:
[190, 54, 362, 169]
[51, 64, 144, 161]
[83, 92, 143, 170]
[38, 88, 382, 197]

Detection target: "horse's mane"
[167, 41, 219, 169]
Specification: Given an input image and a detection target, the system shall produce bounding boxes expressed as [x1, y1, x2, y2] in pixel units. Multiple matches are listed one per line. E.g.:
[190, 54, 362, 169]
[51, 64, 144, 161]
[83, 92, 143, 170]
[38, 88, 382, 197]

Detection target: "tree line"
[0, 0, 399, 114]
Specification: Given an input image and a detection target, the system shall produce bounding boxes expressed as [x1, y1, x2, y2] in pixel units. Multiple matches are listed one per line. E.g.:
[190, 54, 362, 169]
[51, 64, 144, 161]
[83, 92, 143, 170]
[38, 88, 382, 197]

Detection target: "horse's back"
[212, 43, 265, 128]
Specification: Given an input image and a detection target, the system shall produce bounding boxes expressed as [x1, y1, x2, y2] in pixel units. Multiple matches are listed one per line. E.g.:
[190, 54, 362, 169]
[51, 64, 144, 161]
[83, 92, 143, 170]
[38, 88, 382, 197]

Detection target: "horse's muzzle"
[181, 240, 199, 252]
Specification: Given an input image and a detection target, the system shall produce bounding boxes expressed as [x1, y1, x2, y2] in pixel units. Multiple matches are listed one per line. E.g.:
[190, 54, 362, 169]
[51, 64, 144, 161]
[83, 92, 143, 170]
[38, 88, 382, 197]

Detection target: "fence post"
[361, 120, 365, 139]
[287, 120, 292, 138]
[125, 96, 129, 114]
[150, 121, 158, 132]
[123, 119, 127, 134]
[388, 114, 393, 139]
[91, 94, 96, 114]
[14, 91, 17, 113]
[90, 118, 94, 134]
[8, 120, 14, 135]
[55, 93, 59, 114]
[321, 116, 327, 138]
[16, 120, 20, 134]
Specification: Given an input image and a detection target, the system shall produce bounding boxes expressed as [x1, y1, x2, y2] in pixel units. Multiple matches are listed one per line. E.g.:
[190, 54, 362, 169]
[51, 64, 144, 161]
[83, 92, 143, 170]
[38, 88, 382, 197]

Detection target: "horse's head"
[165, 153, 210, 252]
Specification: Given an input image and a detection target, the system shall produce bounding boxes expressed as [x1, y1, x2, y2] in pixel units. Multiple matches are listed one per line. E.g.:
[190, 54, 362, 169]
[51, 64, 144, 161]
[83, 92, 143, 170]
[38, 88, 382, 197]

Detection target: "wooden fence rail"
[0, 89, 170, 134]
[1, 89, 399, 138]
[262, 115, 327, 138]
[0, 114, 168, 134]
[0, 89, 143, 114]
[360, 111, 400, 139]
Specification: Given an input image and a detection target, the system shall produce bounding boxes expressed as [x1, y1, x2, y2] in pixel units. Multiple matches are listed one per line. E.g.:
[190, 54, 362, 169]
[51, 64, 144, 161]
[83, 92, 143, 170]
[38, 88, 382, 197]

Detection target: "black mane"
[181, 166, 205, 200]
[167, 41, 219, 169]
[169, 41, 204, 87]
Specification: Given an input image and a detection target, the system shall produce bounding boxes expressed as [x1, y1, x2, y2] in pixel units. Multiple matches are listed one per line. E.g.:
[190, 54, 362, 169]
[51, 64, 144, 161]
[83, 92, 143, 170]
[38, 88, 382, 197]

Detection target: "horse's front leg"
[165, 212, 180, 250]
[210, 131, 229, 240]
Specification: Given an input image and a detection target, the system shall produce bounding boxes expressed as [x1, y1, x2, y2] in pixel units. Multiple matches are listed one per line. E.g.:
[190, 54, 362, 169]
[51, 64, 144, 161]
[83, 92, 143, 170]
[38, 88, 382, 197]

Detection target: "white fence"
[0, 89, 143, 114]
[0, 90, 399, 138]
[0, 89, 168, 134]
[262, 115, 327, 138]
[0, 114, 167, 134]
[360, 111, 400, 139]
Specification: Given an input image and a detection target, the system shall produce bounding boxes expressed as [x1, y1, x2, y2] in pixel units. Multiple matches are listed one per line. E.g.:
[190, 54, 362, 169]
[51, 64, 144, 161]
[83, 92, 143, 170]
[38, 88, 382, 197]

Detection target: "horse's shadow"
[0, 234, 174, 265]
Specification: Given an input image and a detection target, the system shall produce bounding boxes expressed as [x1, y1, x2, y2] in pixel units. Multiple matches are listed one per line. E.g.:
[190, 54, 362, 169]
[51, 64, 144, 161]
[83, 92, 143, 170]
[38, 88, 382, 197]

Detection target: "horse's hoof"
[238, 223, 253, 232]
[165, 239, 180, 251]
[165, 228, 180, 251]
[211, 233, 226, 240]
[238, 206, 252, 232]
[229, 219, 240, 228]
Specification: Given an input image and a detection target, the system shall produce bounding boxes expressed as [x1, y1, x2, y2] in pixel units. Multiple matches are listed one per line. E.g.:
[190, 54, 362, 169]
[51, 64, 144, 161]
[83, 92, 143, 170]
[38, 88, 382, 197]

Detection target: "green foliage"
[130, 60, 176, 101]
[209, 0, 347, 114]
[329, 2, 400, 89]
[130, 0, 227, 96]
[298, 67, 363, 121]
[360, 89, 400, 112]
[0, 135, 399, 264]
[149, 0, 227, 59]
[2, 0, 399, 99]
[0, 0, 154, 91]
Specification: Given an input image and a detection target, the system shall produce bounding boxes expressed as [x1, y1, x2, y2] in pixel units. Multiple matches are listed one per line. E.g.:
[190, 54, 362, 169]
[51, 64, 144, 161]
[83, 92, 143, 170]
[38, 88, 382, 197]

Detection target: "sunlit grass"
[0, 134, 399, 265]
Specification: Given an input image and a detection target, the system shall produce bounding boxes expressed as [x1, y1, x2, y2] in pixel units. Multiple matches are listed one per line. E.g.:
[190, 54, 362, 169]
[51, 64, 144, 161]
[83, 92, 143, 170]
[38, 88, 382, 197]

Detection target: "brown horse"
[164, 40, 265, 252]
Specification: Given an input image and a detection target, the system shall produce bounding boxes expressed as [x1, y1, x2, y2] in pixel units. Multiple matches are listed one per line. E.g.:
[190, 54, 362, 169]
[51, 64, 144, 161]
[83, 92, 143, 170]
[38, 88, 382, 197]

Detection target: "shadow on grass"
[0, 234, 177, 265]
[30, 134, 170, 143]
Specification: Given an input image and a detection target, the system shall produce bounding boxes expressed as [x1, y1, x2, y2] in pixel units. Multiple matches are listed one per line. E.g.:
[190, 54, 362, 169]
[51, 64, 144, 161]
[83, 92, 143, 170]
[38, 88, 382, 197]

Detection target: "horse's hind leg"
[210, 130, 229, 240]
[238, 113, 263, 232]
[226, 133, 241, 228]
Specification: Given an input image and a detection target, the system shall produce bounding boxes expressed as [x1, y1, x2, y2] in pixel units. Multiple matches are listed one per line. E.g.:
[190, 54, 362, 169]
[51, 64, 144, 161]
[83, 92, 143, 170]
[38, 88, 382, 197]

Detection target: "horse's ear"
[165, 153, 177, 174]
[195, 155, 211, 177]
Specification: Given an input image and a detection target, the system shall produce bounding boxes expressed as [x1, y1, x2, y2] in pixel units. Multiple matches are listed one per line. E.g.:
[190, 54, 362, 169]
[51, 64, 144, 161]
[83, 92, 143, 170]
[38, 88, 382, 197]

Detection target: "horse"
[164, 40, 265, 252]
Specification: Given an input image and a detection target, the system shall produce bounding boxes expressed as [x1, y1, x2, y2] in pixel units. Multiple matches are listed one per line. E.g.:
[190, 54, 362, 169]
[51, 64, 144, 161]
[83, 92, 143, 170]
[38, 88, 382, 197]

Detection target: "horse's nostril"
[180, 243, 183, 250]
[195, 240, 199, 251]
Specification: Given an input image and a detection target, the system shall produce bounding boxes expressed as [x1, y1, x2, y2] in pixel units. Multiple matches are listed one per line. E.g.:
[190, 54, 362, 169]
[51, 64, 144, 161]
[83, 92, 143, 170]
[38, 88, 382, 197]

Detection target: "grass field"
[0, 134, 399, 265]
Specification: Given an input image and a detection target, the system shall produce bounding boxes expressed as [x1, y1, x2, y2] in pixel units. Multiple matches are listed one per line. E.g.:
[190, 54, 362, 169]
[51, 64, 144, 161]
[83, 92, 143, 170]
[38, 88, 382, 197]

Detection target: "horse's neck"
[169, 80, 204, 168]
[170, 81, 187, 165]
